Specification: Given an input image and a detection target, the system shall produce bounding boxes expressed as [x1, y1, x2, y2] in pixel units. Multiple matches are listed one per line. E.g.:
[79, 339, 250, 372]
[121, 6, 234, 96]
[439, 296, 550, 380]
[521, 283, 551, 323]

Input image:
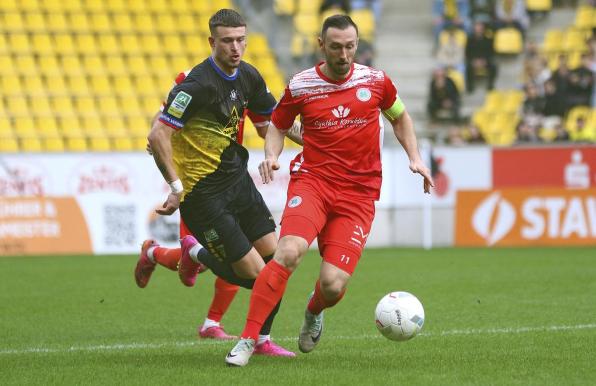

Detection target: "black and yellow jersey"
[159, 57, 276, 199]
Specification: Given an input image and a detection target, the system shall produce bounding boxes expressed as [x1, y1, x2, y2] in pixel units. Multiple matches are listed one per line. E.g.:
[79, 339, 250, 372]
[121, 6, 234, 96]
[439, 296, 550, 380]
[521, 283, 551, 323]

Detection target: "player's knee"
[320, 277, 347, 300]
[274, 245, 302, 271]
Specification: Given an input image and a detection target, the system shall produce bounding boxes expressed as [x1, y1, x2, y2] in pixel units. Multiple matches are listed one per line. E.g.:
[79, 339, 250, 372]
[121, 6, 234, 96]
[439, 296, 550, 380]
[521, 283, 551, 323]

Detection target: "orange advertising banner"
[0, 197, 92, 256]
[456, 189, 596, 247]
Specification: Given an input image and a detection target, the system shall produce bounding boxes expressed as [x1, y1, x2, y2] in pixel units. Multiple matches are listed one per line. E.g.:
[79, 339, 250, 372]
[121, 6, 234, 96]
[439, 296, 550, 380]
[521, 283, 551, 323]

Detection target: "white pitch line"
[1, 323, 595, 356]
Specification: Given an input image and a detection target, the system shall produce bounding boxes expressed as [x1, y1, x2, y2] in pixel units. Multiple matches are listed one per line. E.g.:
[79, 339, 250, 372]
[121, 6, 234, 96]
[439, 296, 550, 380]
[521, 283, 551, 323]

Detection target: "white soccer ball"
[375, 291, 425, 341]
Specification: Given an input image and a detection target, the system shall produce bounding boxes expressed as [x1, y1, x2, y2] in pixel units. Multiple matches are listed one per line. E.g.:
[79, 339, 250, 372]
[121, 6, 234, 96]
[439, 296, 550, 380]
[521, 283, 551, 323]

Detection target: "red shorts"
[280, 175, 375, 275]
[180, 218, 191, 238]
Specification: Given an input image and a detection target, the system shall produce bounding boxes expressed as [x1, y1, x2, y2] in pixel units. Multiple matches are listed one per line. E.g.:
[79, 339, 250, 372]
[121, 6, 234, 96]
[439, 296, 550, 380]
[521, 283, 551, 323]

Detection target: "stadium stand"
[1, 0, 291, 152]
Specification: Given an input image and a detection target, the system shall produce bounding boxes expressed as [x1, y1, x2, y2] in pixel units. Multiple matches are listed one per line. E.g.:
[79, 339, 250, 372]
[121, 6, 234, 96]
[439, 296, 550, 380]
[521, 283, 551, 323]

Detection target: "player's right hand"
[258, 158, 280, 184]
[156, 192, 181, 215]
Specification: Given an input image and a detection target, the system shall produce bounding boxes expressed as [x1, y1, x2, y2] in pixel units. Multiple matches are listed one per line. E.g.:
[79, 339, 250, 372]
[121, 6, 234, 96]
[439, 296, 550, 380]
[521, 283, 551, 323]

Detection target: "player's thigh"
[318, 198, 375, 275]
[180, 198, 253, 265]
[230, 247, 266, 279]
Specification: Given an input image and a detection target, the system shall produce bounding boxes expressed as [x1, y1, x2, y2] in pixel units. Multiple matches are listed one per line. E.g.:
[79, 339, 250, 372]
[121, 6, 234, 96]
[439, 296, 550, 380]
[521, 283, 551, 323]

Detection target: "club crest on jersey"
[288, 196, 302, 208]
[332, 105, 350, 118]
[230, 89, 238, 101]
[356, 87, 372, 102]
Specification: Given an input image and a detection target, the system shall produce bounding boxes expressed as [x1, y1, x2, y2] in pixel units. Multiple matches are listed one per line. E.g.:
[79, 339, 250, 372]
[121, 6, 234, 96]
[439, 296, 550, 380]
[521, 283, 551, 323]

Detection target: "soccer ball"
[375, 291, 425, 341]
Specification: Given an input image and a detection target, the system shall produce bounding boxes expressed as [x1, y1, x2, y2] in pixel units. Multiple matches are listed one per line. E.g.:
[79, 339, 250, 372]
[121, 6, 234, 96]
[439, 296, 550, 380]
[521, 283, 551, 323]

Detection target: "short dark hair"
[209, 9, 246, 35]
[321, 14, 358, 38]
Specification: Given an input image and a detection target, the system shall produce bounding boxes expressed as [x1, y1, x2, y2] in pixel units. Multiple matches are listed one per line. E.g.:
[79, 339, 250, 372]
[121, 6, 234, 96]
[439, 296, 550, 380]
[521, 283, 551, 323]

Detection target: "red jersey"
[271, 62, 398, 200]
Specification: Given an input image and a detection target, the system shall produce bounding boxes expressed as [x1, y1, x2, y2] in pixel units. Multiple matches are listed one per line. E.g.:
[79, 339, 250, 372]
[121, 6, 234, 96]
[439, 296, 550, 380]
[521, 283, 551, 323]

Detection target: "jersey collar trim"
[315, 62, 354, 85]
[208, 56, 239, 81]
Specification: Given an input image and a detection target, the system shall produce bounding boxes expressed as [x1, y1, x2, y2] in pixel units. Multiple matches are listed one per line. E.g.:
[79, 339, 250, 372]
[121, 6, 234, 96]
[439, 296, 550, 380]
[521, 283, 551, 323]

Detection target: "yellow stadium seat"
[133, 14, 154, 34]
[133, 75, 157, 96]
[563, 28, 587, 52]
[113, 136, 133, 151]
[132, 136, 148, 151]
[526, 0, 552, 12]
[127, 115, 151, 135]
[98, 97, 121, 116]
[51, 96, 75, 116]
[104, 117, 126, 136]
[3, 11, 24, 31]
[439, 28, 468, 48]
[75, 34, 98, 54]
[128, 0, 147, 13]
[90, 13, 111, 33]
[494, 28, 523, 54]
[89, 137, 112, 151]
[161, 34, 184, 55]
[89, 75, 111, 96]
[38, 55, 60, 75]
[574, 6, 593, 29]
[565, 106, 591, 140]
[484, 90, 504, 112]
[177, 14, 197, 33]
[0, 117, 13, 136]
[81, 116, 105, 137]
[85, 0, 106, 12]
[39, 0, 63, 11]
[294, 13, 319, 36]
[113, 75, 135, 97]
[15, 56, 38, 74]
[297, 0, 320, 13]
[274, 0, 296, 15]
[31, 34, 54, 55]
[7, 96, 30, 117]
[66, 75, 90, 95]
[69, 12, 91, 33]
[119, 97, 143, 116]
[0, 137, 19, 152]
[1, 76, 23, 96]
[31, 97, 52, 116]
[46, 75, 68, 96]
[9, 33, 31, 54]
[14, 117, 37, 136]
[43, 136, 65, 152]
[543, 30, 563, 53]
[0, 0, 18, 11]
[98, 35, 119, 54]
[472, 110, 491, 132]
[148, 56, 170, 76]
[54, 33, 75, 54]
[0, 56, 16, 75]
[46, 13, 68, 32]
[74, 96, 97, 116]
[82, 55, 106, 75]
[65, 136, 88, 151]
[112, 13, 133, 32]
[23, 76, 46, 96]
[171, 55, 194, 73]
[350, 8, 375, 41]
[60, 55, 84, 75]
[36, 117, 60, 137]
[502, 90, 524, 112]
[155, 15, 176, 32]
[21, 137, 43, 152]
[59, 117, 82, 136]
[141, 96, 160, 115]
[567, 50, 583, 70]
[125, 55, 148, 73]
[25, 12, 47, 32]
[105, 0, 126, 12]
[105, 55, 126, 75]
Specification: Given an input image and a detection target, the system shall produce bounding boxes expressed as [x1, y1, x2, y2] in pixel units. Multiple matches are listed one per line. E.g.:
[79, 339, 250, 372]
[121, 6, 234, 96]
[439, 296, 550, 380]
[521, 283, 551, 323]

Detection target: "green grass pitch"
[1, 247, 595, 385]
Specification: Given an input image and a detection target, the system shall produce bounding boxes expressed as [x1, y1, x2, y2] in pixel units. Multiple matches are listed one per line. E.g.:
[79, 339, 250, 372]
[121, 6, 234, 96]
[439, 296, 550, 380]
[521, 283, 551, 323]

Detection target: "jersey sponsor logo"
[168, 91, 192, 118]
[356, 87, 372, 102]
[288, 196, 302, 208]
[331, 105, 350, 118]
[305, 94, 329, 103]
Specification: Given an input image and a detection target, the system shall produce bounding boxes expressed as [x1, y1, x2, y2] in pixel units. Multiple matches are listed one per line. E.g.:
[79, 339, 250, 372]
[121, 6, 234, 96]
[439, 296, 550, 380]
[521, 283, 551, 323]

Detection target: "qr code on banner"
[104, 205, 136, 246]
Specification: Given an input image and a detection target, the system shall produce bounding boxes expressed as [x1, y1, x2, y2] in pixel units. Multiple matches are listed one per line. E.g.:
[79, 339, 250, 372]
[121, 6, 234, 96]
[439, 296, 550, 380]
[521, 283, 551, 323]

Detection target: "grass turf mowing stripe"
[2, 323, 595, 356]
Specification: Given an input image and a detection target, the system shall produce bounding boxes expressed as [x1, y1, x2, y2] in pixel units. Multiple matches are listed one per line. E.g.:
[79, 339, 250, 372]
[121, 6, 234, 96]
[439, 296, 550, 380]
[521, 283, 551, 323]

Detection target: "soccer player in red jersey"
[226, 15, 434, 366]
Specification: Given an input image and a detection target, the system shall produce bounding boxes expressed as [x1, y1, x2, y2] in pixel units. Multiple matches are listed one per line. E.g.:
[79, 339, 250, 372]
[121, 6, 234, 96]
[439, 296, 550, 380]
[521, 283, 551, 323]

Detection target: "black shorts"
[179, 171, 275, 264]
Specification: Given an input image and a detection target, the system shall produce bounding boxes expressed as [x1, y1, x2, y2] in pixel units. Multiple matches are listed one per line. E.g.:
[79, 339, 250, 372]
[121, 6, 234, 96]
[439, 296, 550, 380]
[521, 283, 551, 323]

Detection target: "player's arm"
[383, 98, 434, 194]
[254, 119, 302, 145]
[147, 120, 182, 215]
[259, 121, 286, 184]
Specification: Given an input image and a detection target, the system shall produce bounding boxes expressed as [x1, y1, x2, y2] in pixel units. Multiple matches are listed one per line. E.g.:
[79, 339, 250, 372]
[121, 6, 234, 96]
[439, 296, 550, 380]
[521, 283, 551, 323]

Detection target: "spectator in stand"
[437, 28, 466, 75]
[567, 53, 594, 108]
[428, 67, 461, 121]
[351, 0, 382, 21]
[543, 79, 567, 117]
[470, 0, 496, 25]
[516, 121, 541, 143]
[465, 21, 497, 92]
[549, 54, 571, 112]
[355, 38, 374, 66]
[553, 122, 570, 142]
[523, 83, 546, 116]
[588, 36, 596, 106]
[523, 40, 551, 92]
[495, 0, 529, 38]
[432, 0, 472, 41]
[466, 124, 486, 143]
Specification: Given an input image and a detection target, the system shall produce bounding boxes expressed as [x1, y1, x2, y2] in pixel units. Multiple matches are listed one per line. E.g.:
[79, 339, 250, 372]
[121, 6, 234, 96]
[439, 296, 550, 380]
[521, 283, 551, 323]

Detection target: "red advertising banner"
[493, 146, 596, 189]
[456, 189, 596, 247]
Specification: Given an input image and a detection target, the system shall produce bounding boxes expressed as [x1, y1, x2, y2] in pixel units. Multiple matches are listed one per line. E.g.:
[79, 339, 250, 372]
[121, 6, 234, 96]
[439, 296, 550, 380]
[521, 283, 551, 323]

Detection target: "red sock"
[307, 279, 346, 315]
[153, 247, 181, 271]
[242, 260, 292, 339]
[207, 277, 240, 322]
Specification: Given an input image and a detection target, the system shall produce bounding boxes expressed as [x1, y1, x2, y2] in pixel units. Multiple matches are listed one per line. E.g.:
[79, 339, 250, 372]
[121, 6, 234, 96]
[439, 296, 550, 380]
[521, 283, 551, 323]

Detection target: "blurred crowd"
[427, 0, 595, 145]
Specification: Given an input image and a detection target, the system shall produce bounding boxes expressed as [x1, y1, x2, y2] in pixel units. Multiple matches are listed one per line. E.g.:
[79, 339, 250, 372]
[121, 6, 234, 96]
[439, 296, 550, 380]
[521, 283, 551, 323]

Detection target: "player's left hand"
[409, 160, 434, 194]
[156, 192, 180, 215]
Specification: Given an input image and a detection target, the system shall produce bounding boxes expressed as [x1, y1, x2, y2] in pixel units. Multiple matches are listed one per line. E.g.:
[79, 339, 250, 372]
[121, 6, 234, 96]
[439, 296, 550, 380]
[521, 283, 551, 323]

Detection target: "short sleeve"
[246, 70, 277, 116]
[159, 80, 206, 130]
[379, 72, 398, 111]
[271, 86, 300, 132]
